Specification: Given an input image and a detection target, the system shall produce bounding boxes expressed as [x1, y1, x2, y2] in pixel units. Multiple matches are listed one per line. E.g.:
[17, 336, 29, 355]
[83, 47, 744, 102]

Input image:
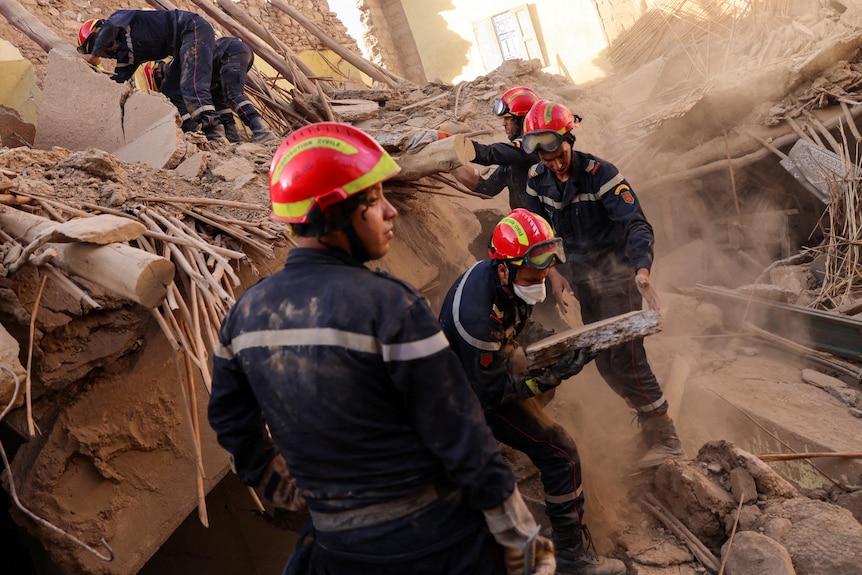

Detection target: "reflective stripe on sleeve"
[596, 173, 625, 198]
[452, 262, 501, 352]
[382, 331, 449, 362]
[215, 327, 448, 363]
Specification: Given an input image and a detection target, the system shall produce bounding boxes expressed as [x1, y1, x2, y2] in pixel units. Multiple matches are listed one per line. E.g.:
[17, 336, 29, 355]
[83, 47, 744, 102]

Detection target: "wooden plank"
[331, 100, 380, 122]
[525, 310, 661, 370]
[0, 0, 74, 54]
[0, 206, 174, 308]
[390, 134, 476, 181]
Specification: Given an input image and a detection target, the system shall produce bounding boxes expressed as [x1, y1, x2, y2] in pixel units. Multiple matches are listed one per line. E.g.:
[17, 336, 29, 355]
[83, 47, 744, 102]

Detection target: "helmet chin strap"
[503, 260, 520, 291]
[343, 224, 371, 263]
[317, 195, 372, 263]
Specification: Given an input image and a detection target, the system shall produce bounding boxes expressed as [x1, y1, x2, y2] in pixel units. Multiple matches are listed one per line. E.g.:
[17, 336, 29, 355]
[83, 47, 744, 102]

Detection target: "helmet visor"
[493, 98, 511, 117]
[518, 238, 566, 270]
[522, 130, 565, 154]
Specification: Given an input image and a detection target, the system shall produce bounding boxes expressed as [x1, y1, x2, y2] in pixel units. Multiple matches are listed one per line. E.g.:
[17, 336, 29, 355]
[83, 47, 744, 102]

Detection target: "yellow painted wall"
[299, 49, 371, 89]
[0, 40, 41, 124]
[253, 49, 371, 91]
[401, 0, 609, 85]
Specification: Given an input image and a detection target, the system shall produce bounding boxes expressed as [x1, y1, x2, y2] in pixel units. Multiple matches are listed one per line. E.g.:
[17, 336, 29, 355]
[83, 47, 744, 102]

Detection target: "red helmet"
[77, 18, 104, 54]
[141, 60, 168, 92]
[489, 208, 565, 270]
[522, 100, 582, 154]
[493, 86, 539, 117]
[269, 122, 401, 224]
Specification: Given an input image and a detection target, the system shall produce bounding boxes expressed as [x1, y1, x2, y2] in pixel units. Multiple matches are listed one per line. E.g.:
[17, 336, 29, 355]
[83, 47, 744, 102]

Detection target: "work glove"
[504, 534, 556, 575]
[256, 453, 306, 511]
[548, 347, 596, 381]
[482, 486, 556, 575]
[520, 347, 596, 397]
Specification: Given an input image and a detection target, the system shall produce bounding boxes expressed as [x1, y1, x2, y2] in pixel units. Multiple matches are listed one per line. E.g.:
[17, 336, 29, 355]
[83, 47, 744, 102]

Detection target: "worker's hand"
[502, 534, 555, 575]
[635, 268, 661, 313]
[256, 453, 305, 511]
[451, 165, 481, 192]
[530, 535, 556, 574]
[548, 267, 573, 314]
[521, 348, 594, 397]
[549, 347, 595, 381]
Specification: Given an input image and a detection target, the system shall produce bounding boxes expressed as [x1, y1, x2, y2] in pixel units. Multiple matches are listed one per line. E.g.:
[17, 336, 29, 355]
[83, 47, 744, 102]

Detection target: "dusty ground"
[1, 0, 862, 574]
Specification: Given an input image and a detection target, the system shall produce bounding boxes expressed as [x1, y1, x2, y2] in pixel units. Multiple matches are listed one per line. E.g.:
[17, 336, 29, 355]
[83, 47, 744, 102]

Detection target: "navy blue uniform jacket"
[525, 151, 654, 285]
[92, 9, 207, 83]
[472, 139, 539, 210]
[208, 248, 514, 553]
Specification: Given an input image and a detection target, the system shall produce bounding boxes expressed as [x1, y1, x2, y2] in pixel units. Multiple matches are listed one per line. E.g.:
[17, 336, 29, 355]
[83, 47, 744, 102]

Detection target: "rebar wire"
[0, 365, 114, 562]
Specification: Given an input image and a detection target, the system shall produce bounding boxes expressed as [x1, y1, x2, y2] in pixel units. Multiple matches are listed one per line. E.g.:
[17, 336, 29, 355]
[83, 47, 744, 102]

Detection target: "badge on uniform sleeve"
[614, 184, 635, 204]
[480, 353, 494, 367]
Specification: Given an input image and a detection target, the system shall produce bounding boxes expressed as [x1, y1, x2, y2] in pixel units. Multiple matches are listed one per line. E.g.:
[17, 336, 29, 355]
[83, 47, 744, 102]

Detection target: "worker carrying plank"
[522, 100, 686, 468]
[208, 124, 554, 575]
[76, 9, 228, 142]
[141, 37, 276, 144]
[439, 208, 627, 575]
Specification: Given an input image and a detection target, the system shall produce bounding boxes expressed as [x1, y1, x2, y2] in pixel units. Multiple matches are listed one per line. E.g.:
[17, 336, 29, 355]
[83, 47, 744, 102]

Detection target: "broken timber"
[0, 206, 175, 308]
[525, 310, 661, 371]
[391, 134, 476, 182]
[0, 0, 74, 53]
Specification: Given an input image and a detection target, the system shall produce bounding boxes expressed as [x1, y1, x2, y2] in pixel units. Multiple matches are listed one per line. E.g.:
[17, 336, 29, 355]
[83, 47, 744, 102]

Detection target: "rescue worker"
[76, 10, 227, 141]
[142, 37, 276, 144]
[207, 122, 556, 575]
[439, 208, 627, 575]
[521, 100, 686, 468]
[452, 86, 554, 210]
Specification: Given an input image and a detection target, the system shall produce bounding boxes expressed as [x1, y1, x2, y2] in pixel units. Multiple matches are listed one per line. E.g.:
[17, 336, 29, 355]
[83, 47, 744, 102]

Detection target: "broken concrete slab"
[34, 48, 126, 153]
[174, 151, 208, 179]
[212, 156, 256, 181]
[113, 91, 184, 169]
[33, 50, 185, 169]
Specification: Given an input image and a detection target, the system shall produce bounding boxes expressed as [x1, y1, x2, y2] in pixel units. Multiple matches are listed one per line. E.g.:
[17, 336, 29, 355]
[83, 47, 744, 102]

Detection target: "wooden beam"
[390, 134, 476, 182]
[268, 0, 405, 88]
[0, 206, 174, 308]
[525, 310, 662, 370]
[0, 0, 75, 54]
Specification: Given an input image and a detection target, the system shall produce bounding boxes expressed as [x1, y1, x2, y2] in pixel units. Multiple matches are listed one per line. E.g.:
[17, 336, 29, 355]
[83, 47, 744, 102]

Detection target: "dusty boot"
[248, 115, 276, 144]
[221, 114, 242, 143]
[553, 525, 627, 575]
[203, 123, 228, 143]
[638, 414, 686, 468]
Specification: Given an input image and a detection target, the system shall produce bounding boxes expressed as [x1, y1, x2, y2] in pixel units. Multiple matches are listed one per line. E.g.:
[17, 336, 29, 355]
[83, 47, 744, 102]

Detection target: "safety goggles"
[512, 238, 566, 270]
[493, 98, 512, 117]
[521, 130, 566, 154]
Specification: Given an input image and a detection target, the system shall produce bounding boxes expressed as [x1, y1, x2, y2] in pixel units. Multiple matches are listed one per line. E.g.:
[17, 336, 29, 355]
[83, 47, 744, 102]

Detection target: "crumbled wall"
[168, 0, 362, 57]
[235, 0, 362, 56]
[357, 0, 426, 84]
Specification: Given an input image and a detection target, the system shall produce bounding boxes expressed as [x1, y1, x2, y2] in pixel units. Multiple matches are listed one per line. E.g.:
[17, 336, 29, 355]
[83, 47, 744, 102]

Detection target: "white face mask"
[513, 282, 547, 305]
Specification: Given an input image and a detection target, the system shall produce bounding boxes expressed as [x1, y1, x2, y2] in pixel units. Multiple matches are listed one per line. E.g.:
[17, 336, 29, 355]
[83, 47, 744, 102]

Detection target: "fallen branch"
[717, 494, 745, 575]
[642, 493, 720, 573]
[756, 451, 862, 462]
[25, 274, 47, 438]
